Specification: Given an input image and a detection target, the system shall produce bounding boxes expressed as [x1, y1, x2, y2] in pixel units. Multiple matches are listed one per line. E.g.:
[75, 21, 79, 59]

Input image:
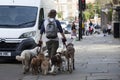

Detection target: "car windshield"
[60, 21, 66, 25]
[0, 6, 38, 28]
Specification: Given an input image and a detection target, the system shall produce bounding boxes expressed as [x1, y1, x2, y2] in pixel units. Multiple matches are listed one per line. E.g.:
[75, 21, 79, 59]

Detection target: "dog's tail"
[16, 55, 24, 61]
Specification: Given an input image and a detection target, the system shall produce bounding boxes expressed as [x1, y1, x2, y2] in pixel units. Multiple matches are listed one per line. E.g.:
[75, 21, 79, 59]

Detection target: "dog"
[30, 56, 39, 75]
[16, 46, 41, 74]
[41, 57, 50, 75]
[58, 52, 67, 72]
[37, 53, 45, 71]
[49, 53, 62, 74]
[62, 43, 75, 73]
[30, 52, 45, 75]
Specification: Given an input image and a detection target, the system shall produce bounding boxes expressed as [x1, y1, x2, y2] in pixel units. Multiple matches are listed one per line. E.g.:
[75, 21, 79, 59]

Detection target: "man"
[39, 9, 66, 58]
[107, 23, 112, 35]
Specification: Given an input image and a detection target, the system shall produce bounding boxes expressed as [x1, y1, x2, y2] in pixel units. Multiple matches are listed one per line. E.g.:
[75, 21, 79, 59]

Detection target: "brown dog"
[30, 53, 45, 75]
[62, 43, 75, 73]
[31, 56, 39, 75]
[37, 53, 45, 71]
[49, 53, 62, 74]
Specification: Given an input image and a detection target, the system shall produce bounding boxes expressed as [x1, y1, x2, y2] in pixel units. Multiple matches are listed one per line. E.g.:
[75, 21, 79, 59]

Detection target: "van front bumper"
[0, 38, 36, 60]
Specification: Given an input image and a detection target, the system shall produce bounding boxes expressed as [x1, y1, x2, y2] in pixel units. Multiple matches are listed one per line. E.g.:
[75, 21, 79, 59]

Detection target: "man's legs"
[46, 40, 59, 58]
[46, 41, 52, 58]
[51, 40, 59, 56]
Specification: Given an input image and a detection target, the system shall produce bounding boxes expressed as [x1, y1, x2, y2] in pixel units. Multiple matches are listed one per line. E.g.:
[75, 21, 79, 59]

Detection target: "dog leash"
[62, 42, 67, 49]
[37, 42, 43, 55]
[37, 47, 41, 55]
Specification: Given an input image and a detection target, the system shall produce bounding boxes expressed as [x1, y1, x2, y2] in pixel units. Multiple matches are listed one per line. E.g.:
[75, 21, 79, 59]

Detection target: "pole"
[78, 0, 82, 40]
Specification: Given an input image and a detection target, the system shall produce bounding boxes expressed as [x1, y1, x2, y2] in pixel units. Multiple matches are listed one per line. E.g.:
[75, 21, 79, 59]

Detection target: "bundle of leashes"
[37, 40, 43, 54]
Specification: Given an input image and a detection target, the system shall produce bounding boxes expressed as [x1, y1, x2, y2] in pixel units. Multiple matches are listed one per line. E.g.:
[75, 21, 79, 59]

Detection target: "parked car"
[64, 24, 71, 34]
[94, 24, 101, 29]
[93, 24, 101, 34]
[60, 20, 68, 29]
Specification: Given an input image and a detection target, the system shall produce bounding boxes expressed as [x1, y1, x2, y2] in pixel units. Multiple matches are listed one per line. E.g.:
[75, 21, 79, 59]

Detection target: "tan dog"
[37, 53, 45, 70]
[41, 57, 50, 75]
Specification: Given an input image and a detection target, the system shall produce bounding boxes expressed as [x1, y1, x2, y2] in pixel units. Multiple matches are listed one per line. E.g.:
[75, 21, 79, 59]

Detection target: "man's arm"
[40, 21, 45, 40]
[56, 20, 66, 39]
[60, 32, 66, 39]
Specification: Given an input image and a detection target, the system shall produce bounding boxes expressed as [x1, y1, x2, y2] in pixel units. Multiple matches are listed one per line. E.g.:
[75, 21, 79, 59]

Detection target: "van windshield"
[0, 6, 38, 28]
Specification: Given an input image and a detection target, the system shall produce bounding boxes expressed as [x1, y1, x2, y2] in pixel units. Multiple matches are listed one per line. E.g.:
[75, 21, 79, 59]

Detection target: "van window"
[0, 6, 38, 28]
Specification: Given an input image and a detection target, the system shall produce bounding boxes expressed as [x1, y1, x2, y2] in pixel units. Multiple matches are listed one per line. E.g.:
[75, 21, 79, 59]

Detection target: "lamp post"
[78, 0, 82, 40]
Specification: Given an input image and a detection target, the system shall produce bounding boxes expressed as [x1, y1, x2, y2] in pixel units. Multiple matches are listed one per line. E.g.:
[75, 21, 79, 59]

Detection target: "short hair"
[48, 9, 57, 18]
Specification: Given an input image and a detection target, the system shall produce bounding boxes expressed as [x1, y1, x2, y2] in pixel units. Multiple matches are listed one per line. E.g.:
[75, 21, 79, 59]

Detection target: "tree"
[112, 0, 119, 5]
[57, 11, 63, 19]
[83, 3, 96, 21]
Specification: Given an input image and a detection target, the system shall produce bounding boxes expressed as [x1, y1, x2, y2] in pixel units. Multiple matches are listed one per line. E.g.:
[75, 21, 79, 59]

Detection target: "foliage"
[57, 11, 63, 18]
[83, 11, 91, 21]
[83, 2, 101, 21]
[108, 8, 113, 22]
[83, 3, 95, 21]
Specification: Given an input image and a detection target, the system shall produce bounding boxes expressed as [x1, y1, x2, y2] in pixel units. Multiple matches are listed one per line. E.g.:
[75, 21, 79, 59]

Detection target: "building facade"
[54, 0, 78, 20]
[54, 0, 96, 20]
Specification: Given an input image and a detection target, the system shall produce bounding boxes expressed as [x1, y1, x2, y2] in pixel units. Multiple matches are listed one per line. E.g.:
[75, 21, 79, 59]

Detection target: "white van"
[0, 0, 55, 60]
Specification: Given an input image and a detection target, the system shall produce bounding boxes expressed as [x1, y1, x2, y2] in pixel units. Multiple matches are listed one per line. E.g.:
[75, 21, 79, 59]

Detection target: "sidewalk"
[22, 34, 120, 80]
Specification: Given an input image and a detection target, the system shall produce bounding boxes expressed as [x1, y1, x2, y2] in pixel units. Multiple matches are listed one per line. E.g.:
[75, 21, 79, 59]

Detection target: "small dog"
[41, 57, 50, 75]
[30, 56, 39, 75]
[37, 53, 45, 70]
[49, 53, 62, 74]
[30, 52, 45, 75]
[58, 52, 67, 72]
[16, 46, 40, 74]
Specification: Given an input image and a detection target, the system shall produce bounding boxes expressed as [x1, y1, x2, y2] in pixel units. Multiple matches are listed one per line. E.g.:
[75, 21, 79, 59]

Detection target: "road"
[0, 61, 25, 80]
[0, 34, 120, 80]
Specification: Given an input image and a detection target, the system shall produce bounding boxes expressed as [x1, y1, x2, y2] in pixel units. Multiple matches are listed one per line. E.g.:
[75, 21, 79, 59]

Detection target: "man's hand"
[37, 40, 43, 47]
[62, 38, 67, 44]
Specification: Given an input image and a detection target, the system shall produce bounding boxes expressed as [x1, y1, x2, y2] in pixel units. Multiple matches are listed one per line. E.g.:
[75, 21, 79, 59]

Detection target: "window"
[0, 6, 38, 28]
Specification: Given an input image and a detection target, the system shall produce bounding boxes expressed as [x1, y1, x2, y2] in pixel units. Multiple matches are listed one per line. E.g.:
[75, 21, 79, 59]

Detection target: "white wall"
[41, 0, 56, 19]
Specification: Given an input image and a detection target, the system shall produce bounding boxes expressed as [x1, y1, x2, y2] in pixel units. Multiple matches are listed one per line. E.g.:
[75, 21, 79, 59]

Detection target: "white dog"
[16, 46, 40, 74]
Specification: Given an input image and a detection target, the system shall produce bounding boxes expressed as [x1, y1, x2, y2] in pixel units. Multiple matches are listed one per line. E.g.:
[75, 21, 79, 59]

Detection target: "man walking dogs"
[39, 9, 67, 58]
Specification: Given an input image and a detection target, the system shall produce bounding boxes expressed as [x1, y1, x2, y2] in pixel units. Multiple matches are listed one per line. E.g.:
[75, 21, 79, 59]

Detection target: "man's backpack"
[46, 19, 58, 39]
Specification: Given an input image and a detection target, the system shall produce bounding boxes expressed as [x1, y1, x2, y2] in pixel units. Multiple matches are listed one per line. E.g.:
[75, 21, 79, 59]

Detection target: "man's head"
[48, 9, 57, 18]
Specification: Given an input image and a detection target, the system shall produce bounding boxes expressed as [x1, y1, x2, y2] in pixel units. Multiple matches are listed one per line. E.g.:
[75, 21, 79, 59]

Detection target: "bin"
[113, 22, 120, 38]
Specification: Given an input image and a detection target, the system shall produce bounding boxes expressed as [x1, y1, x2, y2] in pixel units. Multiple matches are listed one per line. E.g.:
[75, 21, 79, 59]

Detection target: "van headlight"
[19, 31, 36, 38]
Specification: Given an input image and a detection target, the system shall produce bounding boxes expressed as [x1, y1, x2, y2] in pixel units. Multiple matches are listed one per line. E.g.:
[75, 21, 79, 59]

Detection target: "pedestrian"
[107, 23, 112, 35]
[71, 22, 77, 39]
[102, 25, 107, 36]
[82, 22, 85, 35]
[39, 9, 67, 58]
[89, 20, 94, 35]
[89, 20, 93, 27]
[85, 21, 89, 36]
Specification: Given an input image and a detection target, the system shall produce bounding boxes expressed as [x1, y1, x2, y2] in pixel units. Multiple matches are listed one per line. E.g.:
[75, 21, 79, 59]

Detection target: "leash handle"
[62, 38, 67, 48]
[62, 42, 67, 49]
[37, 40, 43, 55]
